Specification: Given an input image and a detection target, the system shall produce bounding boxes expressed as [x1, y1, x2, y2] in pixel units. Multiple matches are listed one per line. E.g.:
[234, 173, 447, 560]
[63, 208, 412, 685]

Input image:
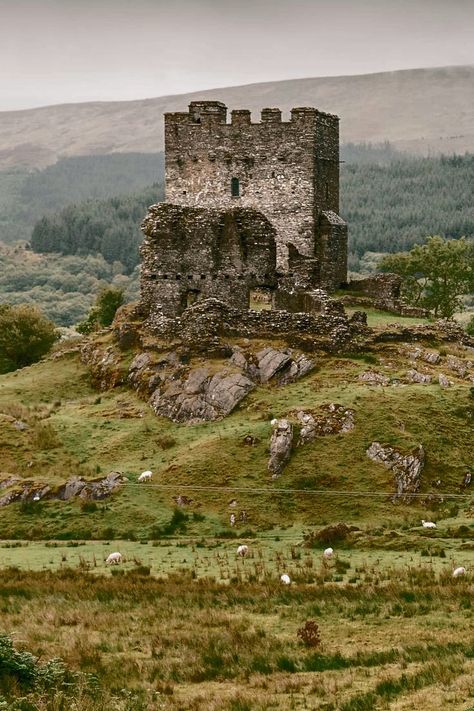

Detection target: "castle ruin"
[140, 101, 347, 321]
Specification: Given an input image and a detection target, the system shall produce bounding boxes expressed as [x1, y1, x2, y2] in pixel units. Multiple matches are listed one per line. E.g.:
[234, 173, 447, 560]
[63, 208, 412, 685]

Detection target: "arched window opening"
[231, 177, 240, 197]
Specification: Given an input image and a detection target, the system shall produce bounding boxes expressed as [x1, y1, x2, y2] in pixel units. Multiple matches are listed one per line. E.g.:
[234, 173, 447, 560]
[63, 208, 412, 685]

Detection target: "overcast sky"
[2, 0, 474, 111]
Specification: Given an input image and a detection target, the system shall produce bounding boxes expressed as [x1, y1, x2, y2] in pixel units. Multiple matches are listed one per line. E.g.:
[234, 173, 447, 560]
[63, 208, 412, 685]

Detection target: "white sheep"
[270, 418, 278, 426]
[323, 547, 334, 558]
[106, 552, 122, 565]
[421, 520, 437, 529]
[280, 573, 291, 585]
[138, 470, 152, 483]
[230, 513, 236, 527]
[452, 566, 466, 578]
[237, 545, 249, 557]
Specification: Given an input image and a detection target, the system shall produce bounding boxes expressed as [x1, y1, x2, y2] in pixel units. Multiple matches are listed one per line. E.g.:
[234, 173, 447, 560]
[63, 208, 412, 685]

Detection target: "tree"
[76, 286, 124, 334]
[379, 236, 474, 318]
[0, 304, 58, 373]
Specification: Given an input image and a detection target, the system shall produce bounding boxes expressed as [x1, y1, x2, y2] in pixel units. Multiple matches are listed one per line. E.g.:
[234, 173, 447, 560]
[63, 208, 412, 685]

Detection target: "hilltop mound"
[0, 304, 472, 540]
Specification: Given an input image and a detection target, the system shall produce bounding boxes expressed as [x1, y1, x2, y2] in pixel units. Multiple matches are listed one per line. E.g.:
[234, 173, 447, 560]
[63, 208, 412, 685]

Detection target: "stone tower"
[164, 101, 347, 289]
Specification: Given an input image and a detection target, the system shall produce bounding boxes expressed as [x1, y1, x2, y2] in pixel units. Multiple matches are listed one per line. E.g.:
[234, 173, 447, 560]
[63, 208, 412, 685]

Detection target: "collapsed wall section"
[140, 203, 278, 320]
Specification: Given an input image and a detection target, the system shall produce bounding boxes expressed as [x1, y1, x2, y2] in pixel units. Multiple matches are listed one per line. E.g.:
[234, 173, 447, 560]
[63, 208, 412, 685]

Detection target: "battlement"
[164, 101, 339, 128]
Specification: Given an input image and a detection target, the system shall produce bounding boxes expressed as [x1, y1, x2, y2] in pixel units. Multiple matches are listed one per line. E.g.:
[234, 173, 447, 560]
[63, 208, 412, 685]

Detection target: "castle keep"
[140, 101, 347, 320]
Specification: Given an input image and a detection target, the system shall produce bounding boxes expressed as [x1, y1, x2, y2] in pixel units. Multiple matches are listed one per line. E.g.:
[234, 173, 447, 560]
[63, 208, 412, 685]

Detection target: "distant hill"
[0, 65, 473, 169]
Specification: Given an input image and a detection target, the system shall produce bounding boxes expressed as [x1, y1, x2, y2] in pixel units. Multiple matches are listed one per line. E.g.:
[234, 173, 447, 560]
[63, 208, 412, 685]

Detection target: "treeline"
[341, 153, 474, 266]
[0, 152, 164, 243]
[30, 185, 163, 273]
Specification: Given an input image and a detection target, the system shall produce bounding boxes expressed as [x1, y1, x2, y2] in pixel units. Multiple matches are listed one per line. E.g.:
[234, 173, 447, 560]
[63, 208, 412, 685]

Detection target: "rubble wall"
[140, 204, 278, 318]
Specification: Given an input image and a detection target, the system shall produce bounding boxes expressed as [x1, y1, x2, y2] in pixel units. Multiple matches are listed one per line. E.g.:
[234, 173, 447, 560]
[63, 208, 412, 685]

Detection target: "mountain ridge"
[1, 65, 473, 169]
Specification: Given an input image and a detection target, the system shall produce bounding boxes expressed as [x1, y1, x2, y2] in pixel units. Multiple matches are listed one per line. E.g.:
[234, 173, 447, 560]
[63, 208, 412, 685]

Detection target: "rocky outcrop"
[358, 370, 390, 386]
[406, 369, 432, 384]
[80, 343, 126, 390]
[231, 346, 314, 385]
[446, 354, 473, 378]
[438, 373, 452, 388]
[408, 347, 441, 364]
[296, 404, 355, 445]
[268, 419, 293, 478]
[366, 442, 425, 498]
[0, 472, 126, 507]
[149, 368, 255, 424]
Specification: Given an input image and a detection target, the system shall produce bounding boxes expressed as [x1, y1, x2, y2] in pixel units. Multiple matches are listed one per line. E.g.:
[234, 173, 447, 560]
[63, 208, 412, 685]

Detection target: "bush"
[297, 620, 322, 648]
[0, 304, 57, 373]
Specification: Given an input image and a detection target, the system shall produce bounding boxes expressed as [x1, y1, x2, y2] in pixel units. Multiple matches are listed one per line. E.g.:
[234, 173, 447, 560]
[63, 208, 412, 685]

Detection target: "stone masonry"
[164, 101, 347, 284]
[140, 204, 277, 318]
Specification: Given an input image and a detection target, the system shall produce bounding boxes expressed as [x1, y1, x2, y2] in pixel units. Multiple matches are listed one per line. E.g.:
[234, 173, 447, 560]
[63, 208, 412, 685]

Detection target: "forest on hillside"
[0, 153, 164, 243]
[341, 153, 474, 267]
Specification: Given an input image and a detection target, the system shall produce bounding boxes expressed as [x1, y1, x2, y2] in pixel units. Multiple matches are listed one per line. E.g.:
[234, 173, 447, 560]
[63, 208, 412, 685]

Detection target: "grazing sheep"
[280, 573, 291, 585]
[230, 513, 236, 527]
[421, 520, 437, 529]
[138, 471, 152, 483]
[453, 567, 466, 578]
[237, 545, 249, 557]
[323, 547, 334, 558]
[106, 552, 122, 565]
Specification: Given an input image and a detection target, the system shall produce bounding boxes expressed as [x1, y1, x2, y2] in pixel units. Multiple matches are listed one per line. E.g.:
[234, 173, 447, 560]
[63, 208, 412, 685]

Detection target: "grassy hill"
[0, 65, 473, 170]
[0, 319, 473, 709]
[0, 325, 471, 541]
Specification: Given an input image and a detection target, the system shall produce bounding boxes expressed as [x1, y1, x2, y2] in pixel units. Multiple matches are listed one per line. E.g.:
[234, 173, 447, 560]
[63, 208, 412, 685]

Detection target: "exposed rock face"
[296, 404, 355, 445]
[446, 354, 472, 378]
[438, 373, 452, 388]
[358, 370, 390, 386]
[0, 472, 126, 507]
[406, 369, 432, 384]
[256, 348, 293, 383]
[366, 442, 425, 497]
[231, 346, 315, 385]
[80, 343, 126, 390]
[149, 368, 255, 424]
[268, 419, 293, 478]
[408, 347, 441, 364]
[124, 344, 315, 424]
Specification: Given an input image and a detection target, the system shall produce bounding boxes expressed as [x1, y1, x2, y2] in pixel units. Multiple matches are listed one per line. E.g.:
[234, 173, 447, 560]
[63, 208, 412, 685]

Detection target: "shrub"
[0, 304, 57, 373]
[297, 620, 322, 648]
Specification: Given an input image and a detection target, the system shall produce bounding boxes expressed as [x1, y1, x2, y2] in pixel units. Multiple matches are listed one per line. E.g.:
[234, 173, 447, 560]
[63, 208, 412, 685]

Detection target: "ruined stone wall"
[348, 273, 402, 302]
[319, 211, 348, 290]
[140, 203, 277, 318]
[164, 101, 345, 282]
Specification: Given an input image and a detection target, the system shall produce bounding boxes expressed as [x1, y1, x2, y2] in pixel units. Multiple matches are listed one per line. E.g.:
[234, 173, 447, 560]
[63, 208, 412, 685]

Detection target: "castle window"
[231, 177, 240, 197]
[183, 289, 200, 309]
[325, 182, 329, 201]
